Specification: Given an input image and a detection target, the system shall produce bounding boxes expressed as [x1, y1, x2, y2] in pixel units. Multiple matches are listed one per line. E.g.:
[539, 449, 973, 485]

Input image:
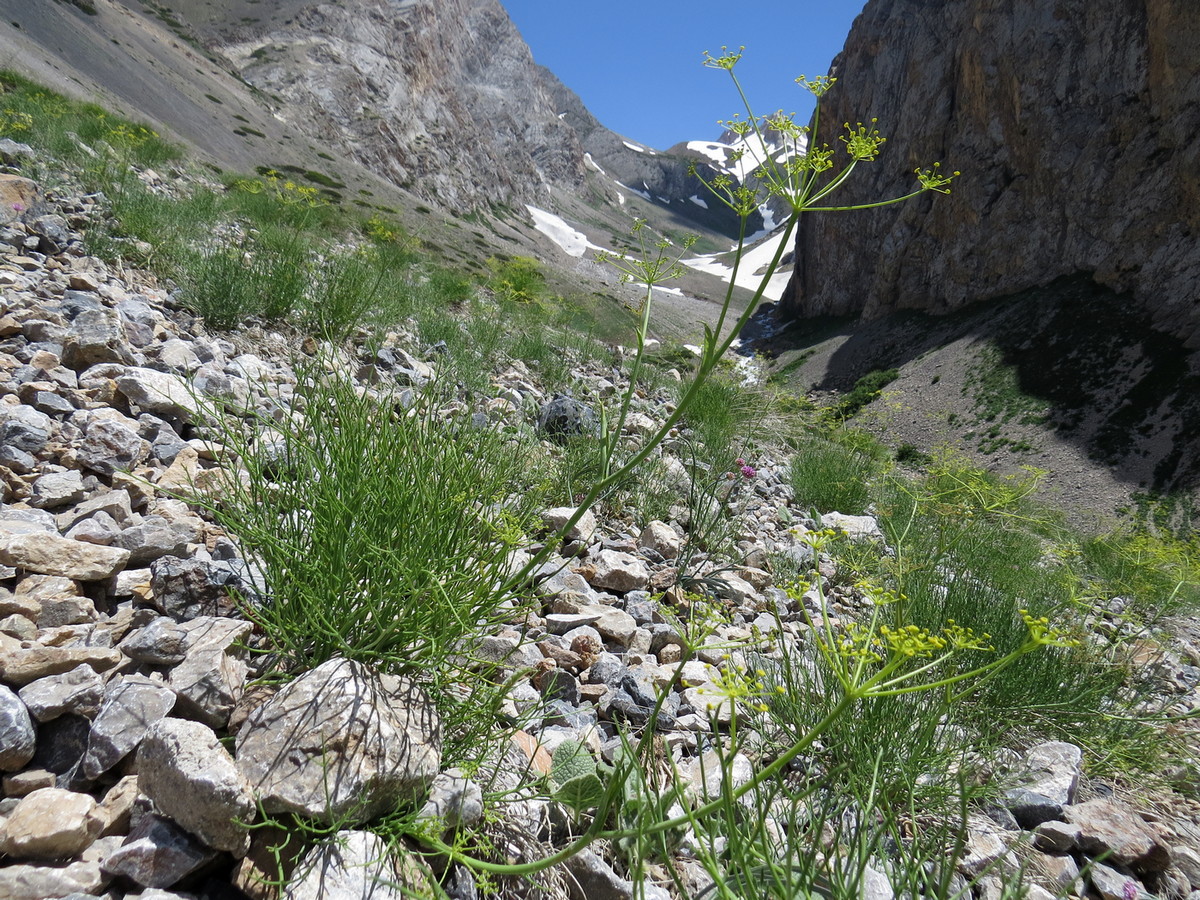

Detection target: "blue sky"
[501, 1, 866, 149]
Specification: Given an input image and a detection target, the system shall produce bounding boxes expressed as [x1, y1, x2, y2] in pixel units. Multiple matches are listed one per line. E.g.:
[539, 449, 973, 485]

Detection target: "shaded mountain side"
[763, 278, 1200, 521]
[781, 0, 1200, 349]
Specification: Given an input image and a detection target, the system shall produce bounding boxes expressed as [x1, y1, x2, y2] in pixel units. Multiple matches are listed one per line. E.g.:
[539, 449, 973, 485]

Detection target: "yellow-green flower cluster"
[1020, 609, 1081, 648]
[705, 664, 786, 714]
[878, 623, 945, 658]
[106, 122, 159, 149]
[0, 109, 33, 134]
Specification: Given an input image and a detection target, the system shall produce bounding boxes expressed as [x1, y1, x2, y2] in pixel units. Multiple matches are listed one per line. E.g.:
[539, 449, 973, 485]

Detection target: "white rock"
[0, 529, 130, 581]
[236, 659, 441, 824]
[0, 787, 101, 859]
[138, 718, 256, 855]
[588, 549, 650, 593]
[638, 520, 680, 560]
[284, 830, 434, 900]
[820, 511, 884, 541]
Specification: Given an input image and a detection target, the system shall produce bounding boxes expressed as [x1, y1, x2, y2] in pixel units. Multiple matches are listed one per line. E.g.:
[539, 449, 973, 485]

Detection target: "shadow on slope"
[765, 275, 1200, 501]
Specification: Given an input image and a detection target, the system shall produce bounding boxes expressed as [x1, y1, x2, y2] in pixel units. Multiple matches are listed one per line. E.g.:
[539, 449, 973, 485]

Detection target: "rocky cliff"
[782, 0, 1200, 348]
[218, 0, 587, 211]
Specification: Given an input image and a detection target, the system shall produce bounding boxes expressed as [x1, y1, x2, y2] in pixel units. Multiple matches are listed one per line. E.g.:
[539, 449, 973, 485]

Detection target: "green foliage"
[789, 433, 884, 514]
[486, 255, 546, 304]
[0, 70, 178, 174]
[824, 367, 899, 422]
[181, 226, 310, 328]
[549, 741, 605, 813]
[676, 372, 765, 470]
[1079, 529, 1200, 620]
[302, 246, 386, 340]
[201, 366, 546, 759]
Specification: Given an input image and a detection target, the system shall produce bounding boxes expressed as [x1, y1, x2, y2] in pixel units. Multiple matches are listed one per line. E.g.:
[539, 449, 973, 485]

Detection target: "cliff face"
[221, 0, 587, 210]
[782, 0, 1200, 347]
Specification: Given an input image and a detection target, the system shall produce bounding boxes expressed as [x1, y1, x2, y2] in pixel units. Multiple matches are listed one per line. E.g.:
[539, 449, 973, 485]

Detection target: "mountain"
[780, 0, 1200, 350]
[1, 0, 796, 295]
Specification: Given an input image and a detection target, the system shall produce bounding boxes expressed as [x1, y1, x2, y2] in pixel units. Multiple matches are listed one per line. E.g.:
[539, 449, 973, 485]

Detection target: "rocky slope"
[781, 0, 1200, 349]
[1, 138, 1200, 899]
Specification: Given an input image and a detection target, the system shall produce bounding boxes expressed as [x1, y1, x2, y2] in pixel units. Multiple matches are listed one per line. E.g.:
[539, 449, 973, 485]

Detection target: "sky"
[500, 1, 867, 150]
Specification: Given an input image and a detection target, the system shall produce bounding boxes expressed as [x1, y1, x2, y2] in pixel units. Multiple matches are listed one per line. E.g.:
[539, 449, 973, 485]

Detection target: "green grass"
[825, 367, 899, 421]
[200, 366, 548, 760]
[789, 433, 886, 515]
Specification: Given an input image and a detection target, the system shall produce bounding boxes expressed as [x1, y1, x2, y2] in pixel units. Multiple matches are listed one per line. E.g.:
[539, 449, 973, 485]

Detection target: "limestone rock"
[0, 683, 36, 770]
[138, 718, 256, 855]
[283, 830, 435, 900]
[820, 512, 884, 542]
[18, 664, 105, 722]
[76, 416, 149, 476]
[149, 554, 244, 620]
[100, 812, 217, 889]
[0, 645, 123, 687]
[82, 675, 177, 780]
[0, 835, 121, 900]
[782, 0, 1200, 350]
[236, 658, 441, 824]
[116, 367, 201, 420]
[638, 520, 680, 560]
[0, 529, 130, 581]
[118, 616, 188, 665]
[417, 770, 484, 829]
[166, 616, 252, 728]
[537, 397, 598, 442]
[0, 787, 101, 859]
[564, 849, 634, 900]
[29, 470, 87, 510]
[62, 308, 134, 369]
[543, 506, 598, 543]
[1064, 798, 1171, 872]
[588, 549, 650, 593]
[1002, 741, 1083, 827]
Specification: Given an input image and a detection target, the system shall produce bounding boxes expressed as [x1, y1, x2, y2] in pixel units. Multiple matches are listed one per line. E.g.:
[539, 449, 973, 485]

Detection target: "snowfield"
[525, 205, 604, 259]
[683, 228, 793, 301]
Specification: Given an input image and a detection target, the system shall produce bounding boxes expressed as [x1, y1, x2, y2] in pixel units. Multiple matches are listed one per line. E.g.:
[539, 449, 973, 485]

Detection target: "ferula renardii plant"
[411, 50, 992, 887]
[509, 47, 959, 587]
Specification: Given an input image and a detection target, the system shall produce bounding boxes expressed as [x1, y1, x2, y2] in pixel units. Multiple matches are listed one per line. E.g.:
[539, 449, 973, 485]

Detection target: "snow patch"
[689, 195, 709, 209]
[683, 228, 793, 301]
[584, 153, 607, 175]
[525, 205, 603, 259]
[623, 140, 646, 153]
[616, 181, 651, 200]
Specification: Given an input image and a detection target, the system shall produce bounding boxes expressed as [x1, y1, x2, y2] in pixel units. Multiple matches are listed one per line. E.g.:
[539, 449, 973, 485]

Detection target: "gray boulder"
[138, 718, 256, 855]
[283, 830, 435, 900]
[536, 397, 599, 443]
[1002, 741, 1083, 827]
[236, 658, 441, 823]
[0, 684, 36, 771]
[100, 812, 217, 889]
[82, 676, 177, 780]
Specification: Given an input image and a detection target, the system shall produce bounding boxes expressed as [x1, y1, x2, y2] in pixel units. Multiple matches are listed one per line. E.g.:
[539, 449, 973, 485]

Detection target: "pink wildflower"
[740, 465, 757, 479]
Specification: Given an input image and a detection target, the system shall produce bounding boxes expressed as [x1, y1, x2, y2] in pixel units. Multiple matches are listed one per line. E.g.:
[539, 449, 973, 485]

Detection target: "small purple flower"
[735, 457, 746, 467]
[740, 465, 757, 479]
[11, 202, 23, 213]
[1123, 882, 1139, 900]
